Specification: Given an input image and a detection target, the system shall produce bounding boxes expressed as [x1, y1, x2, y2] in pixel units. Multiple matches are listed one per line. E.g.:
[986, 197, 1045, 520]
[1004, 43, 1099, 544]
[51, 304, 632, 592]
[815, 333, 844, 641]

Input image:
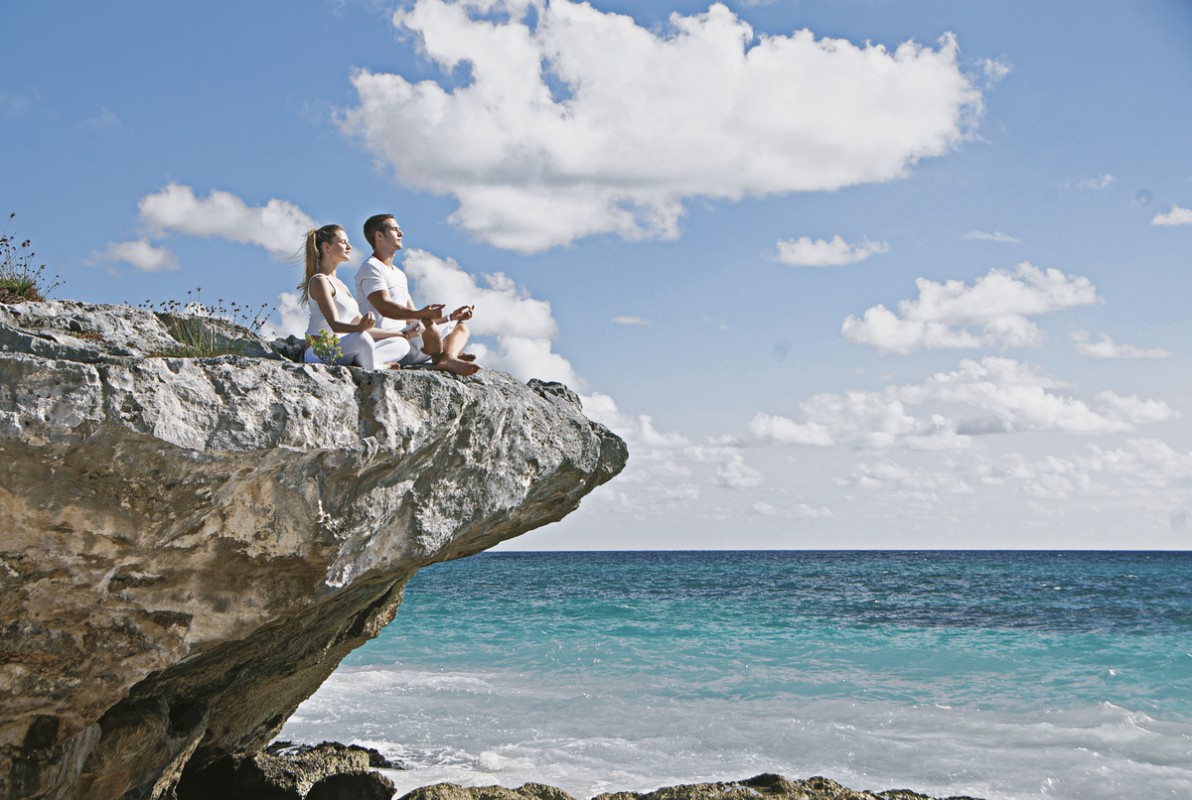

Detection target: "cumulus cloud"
[749, 356, 1175, 449]
[87, 239, 178, 272]
[1151, 204, 1192, 226]
[138, 183, 316, 255]
[963, 230, 1019, 243]
[339, 0, 984, 252]
[400, 248, 580, 384]
[1072, 331, 1168, 359]
[747, 413, 834, 446]
[841, 262, 1098, 354]
[775, 235, 889, 267]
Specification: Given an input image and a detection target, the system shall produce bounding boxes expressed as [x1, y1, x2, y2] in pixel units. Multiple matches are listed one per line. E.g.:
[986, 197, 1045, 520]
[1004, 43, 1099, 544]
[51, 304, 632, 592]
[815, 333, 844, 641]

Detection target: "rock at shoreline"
[399, 774, 985, 800]
[0, 301, 627, 800]
[176, 741, 395, 800]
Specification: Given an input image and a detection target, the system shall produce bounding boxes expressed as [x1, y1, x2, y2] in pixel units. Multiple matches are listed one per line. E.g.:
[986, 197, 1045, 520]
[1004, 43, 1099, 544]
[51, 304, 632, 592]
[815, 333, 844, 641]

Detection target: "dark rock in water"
[0, 301, 626, 800]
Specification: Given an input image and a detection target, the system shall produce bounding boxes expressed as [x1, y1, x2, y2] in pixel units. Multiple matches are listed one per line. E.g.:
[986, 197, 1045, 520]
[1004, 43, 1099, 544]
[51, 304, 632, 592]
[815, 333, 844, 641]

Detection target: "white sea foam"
[279, 664, 1192, 800]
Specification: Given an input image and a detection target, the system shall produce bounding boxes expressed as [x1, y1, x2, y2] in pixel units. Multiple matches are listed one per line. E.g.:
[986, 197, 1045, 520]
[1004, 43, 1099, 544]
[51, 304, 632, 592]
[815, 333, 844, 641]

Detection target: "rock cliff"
[0, 301, 627, 800]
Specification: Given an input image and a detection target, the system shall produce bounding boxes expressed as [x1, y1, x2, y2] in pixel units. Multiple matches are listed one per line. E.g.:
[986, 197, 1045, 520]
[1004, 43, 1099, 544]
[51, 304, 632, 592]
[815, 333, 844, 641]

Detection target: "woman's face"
[322, 229, 352, 265]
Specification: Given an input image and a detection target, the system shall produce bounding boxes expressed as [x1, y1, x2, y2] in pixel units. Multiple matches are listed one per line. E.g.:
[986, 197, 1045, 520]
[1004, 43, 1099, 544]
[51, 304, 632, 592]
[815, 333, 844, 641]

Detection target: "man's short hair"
[363, 214, 396, 252]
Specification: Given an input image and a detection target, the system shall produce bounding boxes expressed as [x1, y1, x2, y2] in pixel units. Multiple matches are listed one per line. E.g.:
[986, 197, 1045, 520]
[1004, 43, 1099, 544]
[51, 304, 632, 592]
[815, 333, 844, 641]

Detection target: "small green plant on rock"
[0, 213, 63, 303]
[305, 328, 345, 365]
[138, 288, 273, 357]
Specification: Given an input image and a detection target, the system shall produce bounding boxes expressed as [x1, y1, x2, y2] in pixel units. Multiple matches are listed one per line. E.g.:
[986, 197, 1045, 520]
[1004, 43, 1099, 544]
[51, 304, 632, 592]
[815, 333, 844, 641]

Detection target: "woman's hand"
[355, 312, 376, 332]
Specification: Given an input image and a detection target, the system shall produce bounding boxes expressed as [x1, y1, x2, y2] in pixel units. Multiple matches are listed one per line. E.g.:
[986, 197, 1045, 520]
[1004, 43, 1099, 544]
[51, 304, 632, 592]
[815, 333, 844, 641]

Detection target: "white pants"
[303, 332, 411, 369]
[400, 320, 456, 366]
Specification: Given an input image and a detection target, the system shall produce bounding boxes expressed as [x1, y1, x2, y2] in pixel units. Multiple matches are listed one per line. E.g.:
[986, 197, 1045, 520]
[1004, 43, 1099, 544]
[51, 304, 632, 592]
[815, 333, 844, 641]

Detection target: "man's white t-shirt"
[354, 256, 410, 333]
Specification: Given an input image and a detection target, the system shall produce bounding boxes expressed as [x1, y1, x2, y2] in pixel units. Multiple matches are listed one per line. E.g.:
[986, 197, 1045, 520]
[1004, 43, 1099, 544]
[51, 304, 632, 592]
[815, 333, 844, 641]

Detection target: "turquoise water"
[280, 552, 1192, 799]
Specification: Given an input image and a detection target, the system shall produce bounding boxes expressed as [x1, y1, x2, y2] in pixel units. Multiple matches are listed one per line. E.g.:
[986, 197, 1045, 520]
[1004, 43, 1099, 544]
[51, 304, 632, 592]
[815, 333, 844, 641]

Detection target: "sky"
[2, 0, 1190, 550]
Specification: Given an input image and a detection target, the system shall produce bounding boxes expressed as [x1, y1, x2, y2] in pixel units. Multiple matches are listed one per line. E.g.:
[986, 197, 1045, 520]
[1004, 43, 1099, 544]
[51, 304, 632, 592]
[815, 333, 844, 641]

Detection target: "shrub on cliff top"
[0, 213, 62, 303]
[138, 288, 274, 357]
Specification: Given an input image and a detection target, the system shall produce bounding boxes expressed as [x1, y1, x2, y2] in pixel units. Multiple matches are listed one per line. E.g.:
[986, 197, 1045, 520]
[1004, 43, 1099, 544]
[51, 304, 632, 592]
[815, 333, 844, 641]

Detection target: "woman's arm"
[309, 274, 373, 334]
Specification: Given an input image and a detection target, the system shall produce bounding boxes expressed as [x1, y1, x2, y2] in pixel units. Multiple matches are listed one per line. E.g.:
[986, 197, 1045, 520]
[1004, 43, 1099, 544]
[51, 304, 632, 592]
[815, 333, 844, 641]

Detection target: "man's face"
[378, 219, 403, 252]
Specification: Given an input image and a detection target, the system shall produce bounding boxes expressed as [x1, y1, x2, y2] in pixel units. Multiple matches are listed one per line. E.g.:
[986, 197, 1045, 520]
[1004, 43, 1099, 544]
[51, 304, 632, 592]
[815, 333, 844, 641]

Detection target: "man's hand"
[418, 303, 445, 321]
[449, 305, 475, 322]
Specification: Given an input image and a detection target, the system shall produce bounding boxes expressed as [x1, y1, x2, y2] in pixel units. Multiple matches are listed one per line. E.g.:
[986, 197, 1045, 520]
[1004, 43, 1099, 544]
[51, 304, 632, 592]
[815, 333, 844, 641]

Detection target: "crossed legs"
[420, 321, 480, 376]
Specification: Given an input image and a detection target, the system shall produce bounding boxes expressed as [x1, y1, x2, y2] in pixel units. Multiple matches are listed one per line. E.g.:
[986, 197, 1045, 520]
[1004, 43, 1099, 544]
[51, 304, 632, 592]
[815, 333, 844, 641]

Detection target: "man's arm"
[366, 288, 444, 323]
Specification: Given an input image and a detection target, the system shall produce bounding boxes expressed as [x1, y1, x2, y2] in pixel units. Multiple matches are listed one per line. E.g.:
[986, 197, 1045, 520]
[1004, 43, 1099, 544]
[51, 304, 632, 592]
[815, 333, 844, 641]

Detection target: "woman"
[299, 224, 412, 369]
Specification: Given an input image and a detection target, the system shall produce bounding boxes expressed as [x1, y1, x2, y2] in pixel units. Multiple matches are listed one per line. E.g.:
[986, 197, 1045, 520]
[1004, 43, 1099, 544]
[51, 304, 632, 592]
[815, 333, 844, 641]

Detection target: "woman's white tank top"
[305, 274, 362, 337]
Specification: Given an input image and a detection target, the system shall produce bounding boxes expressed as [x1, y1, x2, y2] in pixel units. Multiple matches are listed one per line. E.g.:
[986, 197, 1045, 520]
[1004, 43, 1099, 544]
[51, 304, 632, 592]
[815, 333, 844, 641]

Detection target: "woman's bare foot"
[434, 356, 481, 376]
[386, 362, 403, 370]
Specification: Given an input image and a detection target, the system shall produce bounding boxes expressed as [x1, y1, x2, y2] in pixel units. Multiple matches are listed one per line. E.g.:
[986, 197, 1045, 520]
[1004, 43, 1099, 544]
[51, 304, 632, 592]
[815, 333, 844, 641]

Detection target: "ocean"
[278, 551, 1192, 800]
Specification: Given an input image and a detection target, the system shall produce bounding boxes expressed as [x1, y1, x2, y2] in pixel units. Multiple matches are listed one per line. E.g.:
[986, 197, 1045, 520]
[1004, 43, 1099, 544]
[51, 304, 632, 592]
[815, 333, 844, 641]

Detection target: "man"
[354, 214, 480, 376]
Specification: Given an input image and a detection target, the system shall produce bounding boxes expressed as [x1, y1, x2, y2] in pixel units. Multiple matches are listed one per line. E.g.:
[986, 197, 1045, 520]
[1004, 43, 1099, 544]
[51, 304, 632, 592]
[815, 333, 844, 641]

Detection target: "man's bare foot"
[458, 353, 477, 362]
[435, 356, 481, 376]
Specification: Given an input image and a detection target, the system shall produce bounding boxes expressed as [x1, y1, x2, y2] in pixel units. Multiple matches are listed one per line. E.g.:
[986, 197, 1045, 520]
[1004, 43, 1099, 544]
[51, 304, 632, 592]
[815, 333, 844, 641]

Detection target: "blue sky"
[3, 0, 1190, 549]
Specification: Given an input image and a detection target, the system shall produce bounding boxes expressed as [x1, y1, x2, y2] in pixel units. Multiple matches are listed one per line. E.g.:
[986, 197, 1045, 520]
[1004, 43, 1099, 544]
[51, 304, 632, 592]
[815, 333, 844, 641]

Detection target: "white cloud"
[88, 239, 178, 272]
[775, 235, 889, 267]
[340, 0, 983, 252]
[795, 503, 834, 519]
[715, 455, 763, 488]
[750, 356, 1175, 449]
[977, 58, 1011, 83]
[81, 107, 121, 131]
[1072, 331, 1168, 359]
[580, 391, 779, 517]
[1075, 173, 1115, 190]
[1093, 392, 1177, 427]
[611, 315, 649, 326]
[399, 247, 579, 384]
[753, 500, 833, 518]
[841, 262, 1098, 354]
[963, 230, 1019, 243]
[138, 183, 316, 256]
[404, 249, 557, 340]
[483, 335, 583, 386]
[747, 412, 834, 446]
[1151, 204, 1192, 226]
[582, 391, 691, 451]
[263, 291, 308, 339]
[0, 89, 35, 117]
[841, 461, 973, 496]
[981, 440, 1192, 500]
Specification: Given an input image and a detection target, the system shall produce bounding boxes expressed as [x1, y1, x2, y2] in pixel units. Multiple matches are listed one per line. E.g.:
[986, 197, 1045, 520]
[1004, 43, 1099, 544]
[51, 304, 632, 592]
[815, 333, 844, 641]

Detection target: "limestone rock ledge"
[0, 301, 627, 800]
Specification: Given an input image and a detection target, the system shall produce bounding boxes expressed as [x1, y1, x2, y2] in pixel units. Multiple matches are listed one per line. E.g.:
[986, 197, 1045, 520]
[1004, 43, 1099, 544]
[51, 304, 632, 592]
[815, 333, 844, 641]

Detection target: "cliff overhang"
[0, 301, 627, 800]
